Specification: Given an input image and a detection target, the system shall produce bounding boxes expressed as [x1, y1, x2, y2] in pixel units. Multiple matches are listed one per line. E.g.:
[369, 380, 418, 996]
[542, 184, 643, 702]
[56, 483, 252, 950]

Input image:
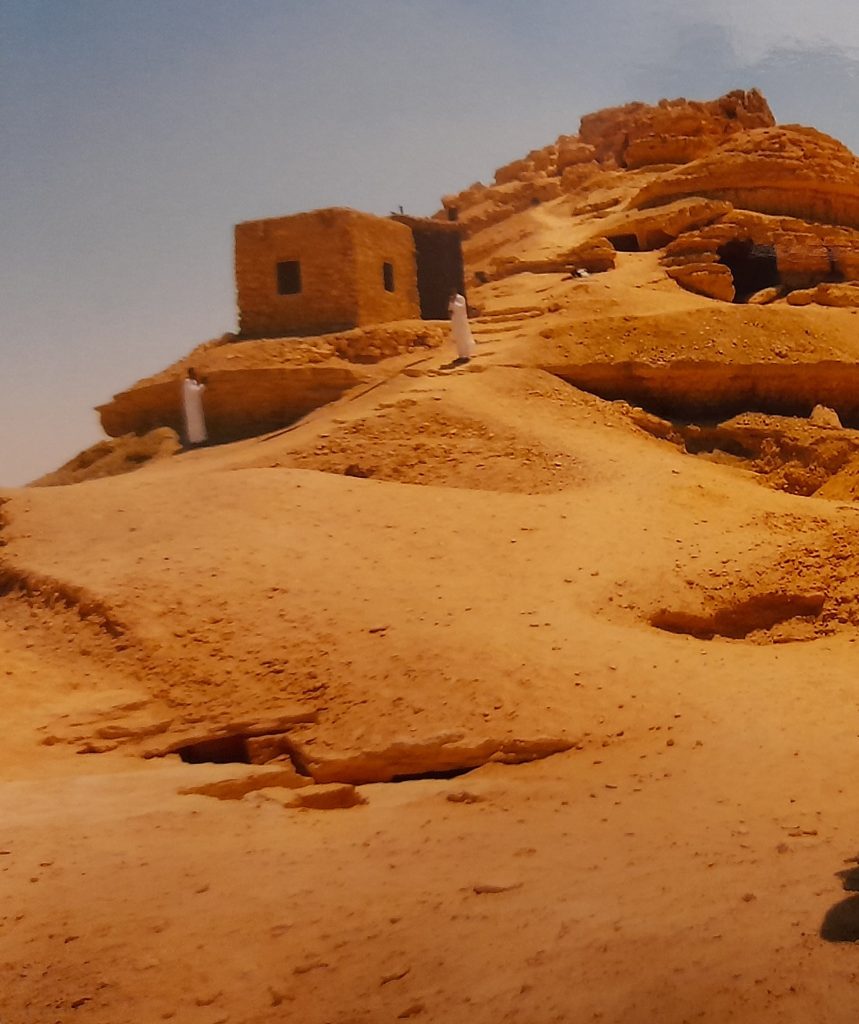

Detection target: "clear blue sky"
[3, 0, 859, 485]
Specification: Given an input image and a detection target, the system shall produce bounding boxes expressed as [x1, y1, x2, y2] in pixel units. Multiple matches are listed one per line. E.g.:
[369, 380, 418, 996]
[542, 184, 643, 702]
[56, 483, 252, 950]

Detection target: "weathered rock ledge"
[287, 732, 576, 785]
[97, 365, 371, 441]
[547, 361, 859, 423]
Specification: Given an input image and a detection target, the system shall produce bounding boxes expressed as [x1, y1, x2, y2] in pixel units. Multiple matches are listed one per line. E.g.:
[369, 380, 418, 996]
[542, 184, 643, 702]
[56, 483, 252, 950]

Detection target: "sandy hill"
[5, 90, 859, 1024]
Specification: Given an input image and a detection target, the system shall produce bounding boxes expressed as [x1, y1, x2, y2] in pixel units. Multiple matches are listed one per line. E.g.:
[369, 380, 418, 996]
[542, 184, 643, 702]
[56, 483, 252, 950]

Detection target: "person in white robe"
[448, 292, 476, 362]
[182, 368, 208, 446]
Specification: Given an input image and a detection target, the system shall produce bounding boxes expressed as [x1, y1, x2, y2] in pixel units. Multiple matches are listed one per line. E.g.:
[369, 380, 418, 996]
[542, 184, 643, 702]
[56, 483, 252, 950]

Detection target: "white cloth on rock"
[449, 293, 476, 359]
[182, 379, 207, 444]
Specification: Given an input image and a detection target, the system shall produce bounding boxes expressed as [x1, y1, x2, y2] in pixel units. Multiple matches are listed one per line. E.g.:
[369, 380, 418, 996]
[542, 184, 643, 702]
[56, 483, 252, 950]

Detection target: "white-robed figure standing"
[182, 367, 208, 446]
[448, 292, 476, 362]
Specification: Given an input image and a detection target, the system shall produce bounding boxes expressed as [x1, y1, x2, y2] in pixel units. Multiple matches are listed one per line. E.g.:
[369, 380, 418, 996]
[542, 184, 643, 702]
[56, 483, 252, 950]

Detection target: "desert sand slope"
[7, 89, 859, 1023]
[4, 345, 859, 1023]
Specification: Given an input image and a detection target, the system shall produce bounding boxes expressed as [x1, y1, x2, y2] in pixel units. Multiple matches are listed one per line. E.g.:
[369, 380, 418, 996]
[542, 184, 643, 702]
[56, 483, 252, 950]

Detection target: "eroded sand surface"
[5, 340, 859, 1021]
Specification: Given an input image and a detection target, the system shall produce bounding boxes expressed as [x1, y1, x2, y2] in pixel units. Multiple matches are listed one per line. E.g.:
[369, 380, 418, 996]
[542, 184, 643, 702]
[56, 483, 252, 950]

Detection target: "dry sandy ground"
[4, 249, 859, 1024]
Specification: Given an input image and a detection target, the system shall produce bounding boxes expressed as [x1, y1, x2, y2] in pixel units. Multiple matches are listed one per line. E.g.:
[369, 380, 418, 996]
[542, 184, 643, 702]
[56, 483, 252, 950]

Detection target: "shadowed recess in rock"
[717, 239, 780, 302]
[549, 364, 859, 426]
[836, 867, 859, 893]
[820, 895, 859, 942]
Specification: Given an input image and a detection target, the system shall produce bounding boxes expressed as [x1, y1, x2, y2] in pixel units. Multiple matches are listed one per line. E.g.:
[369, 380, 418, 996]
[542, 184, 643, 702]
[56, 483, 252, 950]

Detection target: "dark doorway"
[392, 216, 466, 320]
[717, 239, 779, 302]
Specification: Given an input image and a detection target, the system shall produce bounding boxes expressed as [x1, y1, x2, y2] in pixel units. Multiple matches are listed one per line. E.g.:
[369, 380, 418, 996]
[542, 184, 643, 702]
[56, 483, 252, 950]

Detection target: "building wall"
[235, 208, 418, 339]
[235, 210, 359, 338]
[351, 216, 419, 325]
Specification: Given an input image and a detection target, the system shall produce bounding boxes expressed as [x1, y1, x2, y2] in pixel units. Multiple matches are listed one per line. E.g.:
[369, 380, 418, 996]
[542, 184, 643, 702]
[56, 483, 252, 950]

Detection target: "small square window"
[382, 261, 395, 292]
[276, 260, 301, 295]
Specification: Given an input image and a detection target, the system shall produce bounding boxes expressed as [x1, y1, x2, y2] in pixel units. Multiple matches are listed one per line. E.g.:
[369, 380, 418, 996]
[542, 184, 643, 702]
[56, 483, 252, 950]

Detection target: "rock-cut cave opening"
[178, 735, 250, 764]
[607, 234, 640, 253]
[717, 238, 780, 302]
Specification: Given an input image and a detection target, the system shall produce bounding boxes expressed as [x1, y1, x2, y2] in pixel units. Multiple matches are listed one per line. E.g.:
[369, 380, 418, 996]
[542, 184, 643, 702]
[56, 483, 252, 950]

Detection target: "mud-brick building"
[235, 207, 466, 338]
[235, 208, 420, 338]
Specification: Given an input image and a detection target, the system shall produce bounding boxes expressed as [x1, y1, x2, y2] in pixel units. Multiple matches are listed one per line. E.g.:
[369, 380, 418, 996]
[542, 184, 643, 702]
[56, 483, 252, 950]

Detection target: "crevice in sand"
[150, 724, 574, 785]
[547, 361, 859, 425]
[389, 765, 478, 782]
[651, 591, 826, 641]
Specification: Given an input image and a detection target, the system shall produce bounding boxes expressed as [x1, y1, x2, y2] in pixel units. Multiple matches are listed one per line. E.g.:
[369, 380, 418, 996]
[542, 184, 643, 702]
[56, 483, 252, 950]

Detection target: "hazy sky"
[3, 0, 859, 485]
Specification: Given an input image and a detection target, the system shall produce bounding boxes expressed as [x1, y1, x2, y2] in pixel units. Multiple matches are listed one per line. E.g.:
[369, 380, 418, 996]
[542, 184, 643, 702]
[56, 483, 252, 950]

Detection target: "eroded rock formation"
[440, 89, 774, 236]
[487, 237, 616, 281]
[578, 89, 774, 169]
[438, 90, 859, 312]
[631, 126, 859, 229]
[662, 209, 859, 302]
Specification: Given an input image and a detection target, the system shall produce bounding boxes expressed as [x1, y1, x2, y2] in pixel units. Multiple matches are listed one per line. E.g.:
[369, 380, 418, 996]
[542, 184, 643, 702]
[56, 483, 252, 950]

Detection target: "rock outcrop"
[787, 283, 859, 308]
[599, 197, 733, 252]
[440, 90, 774, 236]
[662, 209, 859, 302]
[578, 89, 774, 169]
[437, 91, 859, 311]
[286, 732, 575, 785]
[487, 237, 616, 281]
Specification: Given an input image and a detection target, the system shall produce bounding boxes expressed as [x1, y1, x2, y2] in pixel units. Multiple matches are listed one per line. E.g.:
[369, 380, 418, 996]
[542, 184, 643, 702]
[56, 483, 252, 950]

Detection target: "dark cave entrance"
[177, 735, 250, 764]
[607, 234, 640, 253]
[717, 239, 779, 302]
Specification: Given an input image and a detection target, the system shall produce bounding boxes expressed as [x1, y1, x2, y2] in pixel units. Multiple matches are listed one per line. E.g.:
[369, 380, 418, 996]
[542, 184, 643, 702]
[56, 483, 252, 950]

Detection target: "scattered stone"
[293, 960, 328, 975]
[381, 967, 411, 985]
[194, 991, 222, 1007]
[748, 287, 781, 305]
[259, 783, 366, 810]
[810, 404, 842, 428]
[179, 766, 312, 801]
[472, 881, 523, 895]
